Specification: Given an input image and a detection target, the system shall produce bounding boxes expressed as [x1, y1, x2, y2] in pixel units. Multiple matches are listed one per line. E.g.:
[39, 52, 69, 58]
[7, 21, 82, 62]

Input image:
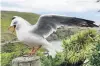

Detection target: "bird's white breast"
[16, 27, 48, 48]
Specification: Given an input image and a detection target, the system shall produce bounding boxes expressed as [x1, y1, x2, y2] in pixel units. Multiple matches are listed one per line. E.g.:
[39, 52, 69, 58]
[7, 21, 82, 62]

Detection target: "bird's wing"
[32, 15, 98, 38]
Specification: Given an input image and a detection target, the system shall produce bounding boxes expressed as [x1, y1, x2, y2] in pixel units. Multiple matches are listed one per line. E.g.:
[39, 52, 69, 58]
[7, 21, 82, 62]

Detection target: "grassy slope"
[1, 11, 40, 32]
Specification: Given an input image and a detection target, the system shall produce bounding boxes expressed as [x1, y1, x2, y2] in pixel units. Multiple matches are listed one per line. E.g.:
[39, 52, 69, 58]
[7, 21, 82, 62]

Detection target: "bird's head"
[8, 16, 27, 33]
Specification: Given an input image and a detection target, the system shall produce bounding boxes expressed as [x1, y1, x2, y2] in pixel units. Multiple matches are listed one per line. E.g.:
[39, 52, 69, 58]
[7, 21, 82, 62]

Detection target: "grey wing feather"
[32, 15, 98, 38]
[33, 15, 64, 38]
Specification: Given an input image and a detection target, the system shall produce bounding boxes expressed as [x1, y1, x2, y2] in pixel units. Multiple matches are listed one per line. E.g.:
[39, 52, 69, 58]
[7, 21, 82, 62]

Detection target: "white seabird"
[8, 15, 98, 57]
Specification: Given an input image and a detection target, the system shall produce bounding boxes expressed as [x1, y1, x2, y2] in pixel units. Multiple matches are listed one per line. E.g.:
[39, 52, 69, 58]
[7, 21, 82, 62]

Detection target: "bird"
[8, 15, 98, 57]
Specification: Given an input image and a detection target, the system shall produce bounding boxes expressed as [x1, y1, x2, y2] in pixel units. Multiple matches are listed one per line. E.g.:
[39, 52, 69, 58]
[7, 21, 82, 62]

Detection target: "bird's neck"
[16, 21, 31, 31]
[15, 22, 32, 39]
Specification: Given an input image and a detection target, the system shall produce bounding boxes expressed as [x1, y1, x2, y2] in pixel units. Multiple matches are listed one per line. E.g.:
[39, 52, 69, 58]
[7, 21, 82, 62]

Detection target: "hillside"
[1, 11, 40, 32]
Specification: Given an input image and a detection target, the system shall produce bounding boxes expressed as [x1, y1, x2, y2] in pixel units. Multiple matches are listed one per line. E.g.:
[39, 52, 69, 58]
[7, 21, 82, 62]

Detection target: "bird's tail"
[43, 43, 56, 58]
[46, 46, 56, 58]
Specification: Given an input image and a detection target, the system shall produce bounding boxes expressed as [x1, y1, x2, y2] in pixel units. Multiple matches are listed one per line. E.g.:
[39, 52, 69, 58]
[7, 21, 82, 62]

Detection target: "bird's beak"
[8, 25, 16, 33]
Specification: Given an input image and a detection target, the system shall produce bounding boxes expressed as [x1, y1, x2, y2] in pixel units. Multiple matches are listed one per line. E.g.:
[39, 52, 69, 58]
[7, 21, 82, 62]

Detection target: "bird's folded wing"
[32, 15, 98, 38]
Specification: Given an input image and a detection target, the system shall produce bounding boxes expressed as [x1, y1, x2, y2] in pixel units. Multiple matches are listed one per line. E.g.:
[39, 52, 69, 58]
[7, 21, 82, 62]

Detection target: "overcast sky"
[1, 0, 100, 24]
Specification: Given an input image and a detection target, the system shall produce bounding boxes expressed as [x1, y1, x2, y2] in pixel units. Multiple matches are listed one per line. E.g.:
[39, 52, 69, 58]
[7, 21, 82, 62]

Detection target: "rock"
[12, 56, 41, 66]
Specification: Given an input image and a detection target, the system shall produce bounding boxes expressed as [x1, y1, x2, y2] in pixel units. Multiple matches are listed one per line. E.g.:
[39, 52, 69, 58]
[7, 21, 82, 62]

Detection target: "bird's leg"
[29, 47, 35, 56]
[29, 45, 42, 56]
[35, 45, 42, 51]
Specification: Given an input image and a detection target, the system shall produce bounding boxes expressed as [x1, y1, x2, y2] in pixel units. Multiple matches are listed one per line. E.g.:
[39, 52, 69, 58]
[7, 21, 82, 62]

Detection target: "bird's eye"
[13, 21, 17, 25]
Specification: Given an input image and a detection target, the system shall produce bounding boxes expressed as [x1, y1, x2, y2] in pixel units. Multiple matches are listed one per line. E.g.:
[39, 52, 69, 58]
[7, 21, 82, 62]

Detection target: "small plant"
[87, 34, 100, 66]
[62, 29, 98, 66]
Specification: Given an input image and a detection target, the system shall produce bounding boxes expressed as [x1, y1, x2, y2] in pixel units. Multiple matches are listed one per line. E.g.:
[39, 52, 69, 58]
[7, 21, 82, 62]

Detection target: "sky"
[1, 0, 100, 25]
